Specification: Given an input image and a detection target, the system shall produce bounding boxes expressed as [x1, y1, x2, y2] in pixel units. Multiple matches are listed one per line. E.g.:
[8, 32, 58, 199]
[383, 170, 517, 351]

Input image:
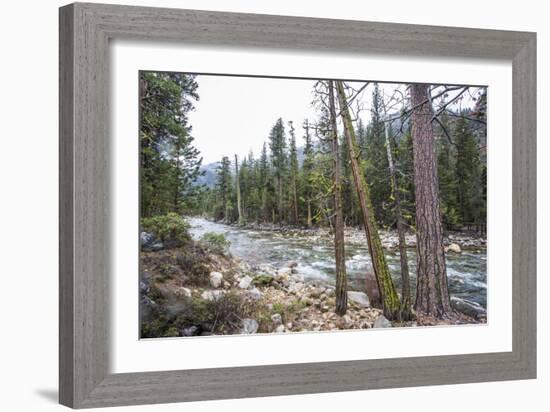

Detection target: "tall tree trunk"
[335, 81, 401, 320]
[384, 122, 413, 319]
[235, 154, 243, 225]
[277, 176, 283, 225]
[292, 177, 299, 225]
[410, 84, 452, 318]
[307, 201, 312, 227]
[328, 81, 348, 315]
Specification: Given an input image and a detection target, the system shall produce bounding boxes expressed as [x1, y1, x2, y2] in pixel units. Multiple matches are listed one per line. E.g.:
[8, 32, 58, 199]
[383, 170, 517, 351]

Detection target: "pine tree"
[365, 84, 392, 226]
[139, 72, 201, 217]
[301, 119, 315, 227]
[215, 156, 233, 221]
[410, 84, 452, 318]
[268, 118, 287, 224]
[454, 116, 483, 226]
[288, 121, 300, 225]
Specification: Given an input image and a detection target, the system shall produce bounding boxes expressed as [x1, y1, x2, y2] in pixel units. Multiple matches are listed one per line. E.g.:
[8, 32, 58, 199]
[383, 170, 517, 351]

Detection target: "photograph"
[139, 72, 488, 338]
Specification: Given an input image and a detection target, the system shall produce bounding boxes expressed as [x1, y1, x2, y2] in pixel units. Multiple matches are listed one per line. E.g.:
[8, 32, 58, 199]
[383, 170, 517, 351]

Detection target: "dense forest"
[140, 71, 487, 336]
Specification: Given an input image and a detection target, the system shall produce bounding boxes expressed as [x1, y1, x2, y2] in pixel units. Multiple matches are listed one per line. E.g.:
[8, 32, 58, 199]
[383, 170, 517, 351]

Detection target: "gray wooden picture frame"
[59, 2, 536, 408]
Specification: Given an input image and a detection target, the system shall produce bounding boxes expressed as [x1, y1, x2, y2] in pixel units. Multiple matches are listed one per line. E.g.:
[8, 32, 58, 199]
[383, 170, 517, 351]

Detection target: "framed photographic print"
[59, 2, 536, 408]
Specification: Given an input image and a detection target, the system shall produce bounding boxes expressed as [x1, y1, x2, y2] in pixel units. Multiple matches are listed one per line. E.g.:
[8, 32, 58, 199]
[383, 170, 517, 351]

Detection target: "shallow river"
[188, 217, 487, 308]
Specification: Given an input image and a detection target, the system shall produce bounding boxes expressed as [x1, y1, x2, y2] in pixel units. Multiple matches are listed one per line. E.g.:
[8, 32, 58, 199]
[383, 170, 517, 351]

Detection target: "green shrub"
[175, 291, 257, 335]
[200, 232, 231, 255]
[141, 213, 190, 246]
[175, 244, 211, 286]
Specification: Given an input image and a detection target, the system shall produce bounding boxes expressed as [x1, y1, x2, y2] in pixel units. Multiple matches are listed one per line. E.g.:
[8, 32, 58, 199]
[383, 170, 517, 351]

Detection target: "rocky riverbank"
[140, 225, 484, 339]
[140, 240, 391, 337]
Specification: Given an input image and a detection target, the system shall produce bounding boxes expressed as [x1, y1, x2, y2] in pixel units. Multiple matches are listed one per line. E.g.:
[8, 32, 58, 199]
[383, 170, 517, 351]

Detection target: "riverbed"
[188, 217, 487, 309]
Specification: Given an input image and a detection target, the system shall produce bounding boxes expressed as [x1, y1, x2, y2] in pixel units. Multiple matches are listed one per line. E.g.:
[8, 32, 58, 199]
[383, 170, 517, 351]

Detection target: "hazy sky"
[187, 75, 482, 165]
[188, 75, 321, 164]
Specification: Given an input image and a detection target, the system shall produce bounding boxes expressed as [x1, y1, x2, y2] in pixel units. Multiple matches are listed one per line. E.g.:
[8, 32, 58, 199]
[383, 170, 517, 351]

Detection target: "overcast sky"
[187, 75, 482, 165]
[188, 75, 322, 164]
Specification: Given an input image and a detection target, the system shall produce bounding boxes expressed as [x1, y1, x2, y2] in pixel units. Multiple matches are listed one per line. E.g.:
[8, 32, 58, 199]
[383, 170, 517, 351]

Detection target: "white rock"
[276, 267, 292, 278]
[247, 287, 263, 301]
[445, 243, 462, 254]
[286, 322, 293, 330]
[209, 271, 223, 288]
[288, 282, 305, 294]
[347, 291, 370, 307]
[241, 318, 259, 334]
[373, 315, 393, 328]
[174, 287, 192, 298]
[238, 275, 253, 289]
[201, 290, 225, 301]
[275, 325, 285, 333]
[271, 313, 283, 324]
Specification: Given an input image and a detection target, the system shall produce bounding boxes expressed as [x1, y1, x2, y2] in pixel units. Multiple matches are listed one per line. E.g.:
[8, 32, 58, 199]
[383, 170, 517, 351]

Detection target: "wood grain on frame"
[59, 2, 536, 408]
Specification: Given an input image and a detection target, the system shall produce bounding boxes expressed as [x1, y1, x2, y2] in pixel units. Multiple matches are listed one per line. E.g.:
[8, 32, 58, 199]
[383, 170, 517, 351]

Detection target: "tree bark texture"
[328, 81, 348, 316]
[335, 81, 401, 320]
[409, 84, 452, 318]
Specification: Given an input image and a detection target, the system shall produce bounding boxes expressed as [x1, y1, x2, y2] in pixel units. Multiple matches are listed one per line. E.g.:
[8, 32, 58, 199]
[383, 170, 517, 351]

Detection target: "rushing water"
[188, 217, 487, 308]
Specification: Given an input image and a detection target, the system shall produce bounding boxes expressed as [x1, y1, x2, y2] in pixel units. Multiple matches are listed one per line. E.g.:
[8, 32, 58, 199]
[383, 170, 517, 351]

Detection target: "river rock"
[209, 272, 223, 288]
[277, 267, 292, 277]
[288, 282, 305, 294]
[347, 291, 370, 308]
[274, 324, 285, 333]
[373, 315, 393, 328]
[174, 287, 192, 298]
[445, 243, 462, 253]
[139, 279, 150, 294]
[241, 318, 259, 334]
[451, 296, 487, 320]
[181, 325, 200, 337]
[247, 287, 263, 301]
[201, 290, 225, 301]
[238, 275, 253, 289]
[271, 313, 282, 325]
[309, 287, 325, 299]
[140, 232, 158, 250]
[286, 261, 298, 268]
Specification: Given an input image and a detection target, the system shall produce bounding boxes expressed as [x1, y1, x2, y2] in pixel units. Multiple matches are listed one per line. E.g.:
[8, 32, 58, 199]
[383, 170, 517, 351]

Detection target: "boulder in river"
[209, 271, 223, 288]
[347, 291, 370, 308]
[445, 243, 462, 254]
[241, 318, 259, 334]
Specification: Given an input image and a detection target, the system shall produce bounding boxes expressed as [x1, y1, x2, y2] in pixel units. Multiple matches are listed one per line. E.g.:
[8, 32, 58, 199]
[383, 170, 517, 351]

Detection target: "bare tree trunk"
[410, 84, 452, 318]
[328, 81, 348, 316]
[384, 122, 413, 319]
[235, 154, 243, 225]
[307, 201, 312, 227]
[335, 81, 401, 320]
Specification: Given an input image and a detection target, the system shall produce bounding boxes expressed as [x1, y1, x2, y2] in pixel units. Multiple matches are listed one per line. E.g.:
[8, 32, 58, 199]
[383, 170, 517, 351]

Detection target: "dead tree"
[335, 81, 401, 320]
